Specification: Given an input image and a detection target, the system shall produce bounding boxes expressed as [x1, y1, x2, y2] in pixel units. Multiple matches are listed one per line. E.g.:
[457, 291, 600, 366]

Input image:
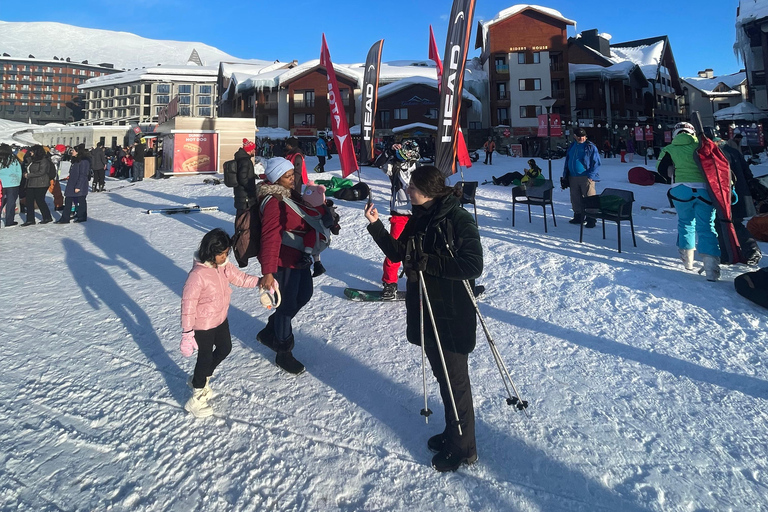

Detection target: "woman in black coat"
[364, 165, 483, 472]
[56, 144, 90, 223]
[21, 146, 54, 226]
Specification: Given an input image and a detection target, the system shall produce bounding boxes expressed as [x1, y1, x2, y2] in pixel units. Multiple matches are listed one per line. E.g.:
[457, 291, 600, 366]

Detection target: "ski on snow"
[145, 205, 219, 215]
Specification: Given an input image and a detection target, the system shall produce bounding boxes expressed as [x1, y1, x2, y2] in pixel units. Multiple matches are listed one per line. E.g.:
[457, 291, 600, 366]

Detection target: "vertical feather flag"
[359, 40, 384, 165]
[320, 34, 359, 178]
[435, 0, 476, 176]
[429, 24, 472, 169]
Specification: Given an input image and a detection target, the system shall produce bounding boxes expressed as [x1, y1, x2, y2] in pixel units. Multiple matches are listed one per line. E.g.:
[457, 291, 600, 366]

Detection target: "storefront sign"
[172, 133, 218, 174]
[644, 127, 653, 141]
[537, 114, 563, 137]
[291, 127, 317, 137]
[664, 131, 672, 143]
[634, 127, 644, 141]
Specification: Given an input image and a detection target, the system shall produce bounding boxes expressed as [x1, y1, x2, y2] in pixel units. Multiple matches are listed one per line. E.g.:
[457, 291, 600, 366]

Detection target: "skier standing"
[657, 122, 721, 280]
[180, 228, 262, 418]
[364, 165, 483, 472]
[314, 136, 328, 173]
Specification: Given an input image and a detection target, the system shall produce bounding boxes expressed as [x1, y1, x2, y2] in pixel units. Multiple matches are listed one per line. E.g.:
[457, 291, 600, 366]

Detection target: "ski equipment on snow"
[145, 205, 219, 215]
[343, 288, 406, 302]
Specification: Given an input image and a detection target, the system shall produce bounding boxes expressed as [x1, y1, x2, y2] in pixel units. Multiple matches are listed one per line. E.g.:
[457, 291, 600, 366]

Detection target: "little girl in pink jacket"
[180, 228, 261, 418]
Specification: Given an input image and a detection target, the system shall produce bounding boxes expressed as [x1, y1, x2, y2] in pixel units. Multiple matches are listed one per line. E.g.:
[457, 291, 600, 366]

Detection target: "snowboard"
[344, 288, 406, 302]
[146, 205, 219, 215]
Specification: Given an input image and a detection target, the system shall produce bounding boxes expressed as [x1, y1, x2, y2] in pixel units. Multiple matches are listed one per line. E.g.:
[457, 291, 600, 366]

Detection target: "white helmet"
[672, 122, 695, 138]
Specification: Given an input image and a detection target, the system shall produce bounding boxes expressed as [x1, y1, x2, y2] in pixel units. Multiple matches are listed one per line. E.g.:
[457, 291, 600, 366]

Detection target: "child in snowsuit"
[180, 228, 262, 417]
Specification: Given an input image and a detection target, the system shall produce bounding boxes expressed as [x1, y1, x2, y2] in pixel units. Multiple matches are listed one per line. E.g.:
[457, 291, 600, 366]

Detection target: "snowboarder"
[364, 165, 483, 472]
[180, 228, 262, 418]
[657, 122, 721, 280]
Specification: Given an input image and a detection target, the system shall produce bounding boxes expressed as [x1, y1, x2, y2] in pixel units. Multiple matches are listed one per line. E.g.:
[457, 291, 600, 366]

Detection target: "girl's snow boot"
[187, 375, 214, 398]
[679, 249, 694, 270]
[701, 254, 721, 282]
[185, 388, 213, 418]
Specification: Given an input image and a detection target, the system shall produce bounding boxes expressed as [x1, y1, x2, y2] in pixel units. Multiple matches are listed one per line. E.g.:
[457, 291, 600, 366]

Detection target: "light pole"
[540, 95, 557, 181]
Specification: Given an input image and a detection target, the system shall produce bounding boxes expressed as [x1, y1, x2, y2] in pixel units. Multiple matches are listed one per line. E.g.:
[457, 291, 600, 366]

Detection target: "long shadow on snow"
[61, 237, 187, 405]
[479, 303, 768, 401]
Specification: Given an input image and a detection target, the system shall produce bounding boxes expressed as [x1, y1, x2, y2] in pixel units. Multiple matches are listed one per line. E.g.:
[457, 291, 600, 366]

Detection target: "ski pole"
[437, 231, 529, 415]
[418, 269, 463, 436]
[419, 274, 432, 423]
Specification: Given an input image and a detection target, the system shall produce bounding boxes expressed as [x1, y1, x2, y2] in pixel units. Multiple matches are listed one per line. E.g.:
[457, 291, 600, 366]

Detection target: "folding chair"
[512, 180, 556, 233]
[579, 188, 636, 253]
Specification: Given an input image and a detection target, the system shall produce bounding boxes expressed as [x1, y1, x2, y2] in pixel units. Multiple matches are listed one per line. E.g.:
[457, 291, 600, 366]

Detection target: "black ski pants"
[484, 151, 493, 165]
[25, 187, 52, 223]
[268, 266, 313, 352]
[192, 319, 232, 388]
[424, 340, 476, 458]
[93, 168, 106, 190]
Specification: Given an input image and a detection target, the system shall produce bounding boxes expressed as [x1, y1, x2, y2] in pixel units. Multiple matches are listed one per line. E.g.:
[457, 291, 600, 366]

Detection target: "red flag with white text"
[429, 24, 472, 169]
[320, 34, 359, 178]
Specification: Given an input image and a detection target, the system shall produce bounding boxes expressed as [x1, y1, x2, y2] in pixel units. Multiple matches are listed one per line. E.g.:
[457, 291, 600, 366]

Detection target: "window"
[518, 79, 541, 91]
[303, 113, 315, 126]
[576, 83, 593, 101]
[519, 105, 542, 118]
[378, 110, 391, 129]
[179, 95, 191, 104]
[157, 84, 170, 94]
[393, 108, 407, 120]
[469, 121, 482, 130]
[494, 56, 508, 73]
[497, 108, 509, 124]
[156, 95, 170, 104]
[198, 96, 211, 105]
[178, 84, 191, 94]
[518, 52, 526, 64]
[532, 52, 540, 64]
[496, 83, 507, 99]
[550, 52, 563, 72]
[425, 108, 438, 119]
[155, 106, 163, 115]
[199, 85, 212, 94]
[198, 107, 211, 116]
[518, 52, 541, 65]
[179, 106, 191, 116]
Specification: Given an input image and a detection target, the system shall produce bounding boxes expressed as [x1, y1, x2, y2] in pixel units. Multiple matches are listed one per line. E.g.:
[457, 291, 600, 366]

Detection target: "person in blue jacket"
[562, 127, 601, 228]
[0, 143, 23, 227]
[314, 136, 328, 173]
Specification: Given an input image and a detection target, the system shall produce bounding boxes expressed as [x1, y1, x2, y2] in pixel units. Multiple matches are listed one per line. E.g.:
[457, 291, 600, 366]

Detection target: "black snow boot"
[431, 449, 478, 472]
[428, 434, 446, 453]
[312, 261, 326, 277]
[568, 213, 584, 225]
[276, 351, 305, 375]
[382, 282, 398, 300]
[584, 217, 597, 228]
[256, 318, 277, 351]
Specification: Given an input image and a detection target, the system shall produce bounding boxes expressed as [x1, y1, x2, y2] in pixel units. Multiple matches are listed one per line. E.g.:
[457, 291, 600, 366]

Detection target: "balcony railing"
[494, 64, 509, 74]
[496, 91, 509, 100]
[550, 63, 564, 72]
[293, 99, 315, 108]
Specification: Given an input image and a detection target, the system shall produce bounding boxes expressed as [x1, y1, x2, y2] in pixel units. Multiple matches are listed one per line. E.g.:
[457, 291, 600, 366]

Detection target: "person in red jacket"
[255, 157, 336, 374]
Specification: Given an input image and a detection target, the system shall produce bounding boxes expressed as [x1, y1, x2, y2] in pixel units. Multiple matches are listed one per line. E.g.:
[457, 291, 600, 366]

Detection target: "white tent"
[712, 101, 768, 121]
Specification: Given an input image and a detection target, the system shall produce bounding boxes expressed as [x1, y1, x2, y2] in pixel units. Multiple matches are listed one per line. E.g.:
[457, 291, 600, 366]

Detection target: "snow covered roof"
[78, 65, 218, 89]
[375, 75, 482, 116]
[278, 59, 361, 88]
[0, 119, 38, 145]
[219, 61, 291, 80]
[683, 72, 746, 93]
[392, 122, 438, 134]
[480, 4, 575, 30]
[713, 101, 768, 121]
[737, 0, 768, 24]
[609, 40, 665, 80]
[569, 61, 642, 81]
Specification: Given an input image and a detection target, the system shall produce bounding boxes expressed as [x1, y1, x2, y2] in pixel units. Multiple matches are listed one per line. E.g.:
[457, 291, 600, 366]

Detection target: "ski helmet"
[396, 140, 420, 162]
[672, 122, 695, 138]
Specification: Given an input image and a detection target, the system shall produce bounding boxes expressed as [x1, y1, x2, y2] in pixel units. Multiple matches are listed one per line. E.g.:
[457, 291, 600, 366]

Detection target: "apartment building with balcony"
[680, 70, 747, 127]
[475, 5, 575, 137]
[735, 1, 768, 111]
[78, 64, 218, 126]
[0, 56, 118, 124]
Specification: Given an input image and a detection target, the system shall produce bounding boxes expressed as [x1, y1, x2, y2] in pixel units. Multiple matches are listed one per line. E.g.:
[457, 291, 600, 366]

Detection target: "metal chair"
[458, 181, 478, 224]
[579, 188, 636, 253]
[512, 180, 556, 233]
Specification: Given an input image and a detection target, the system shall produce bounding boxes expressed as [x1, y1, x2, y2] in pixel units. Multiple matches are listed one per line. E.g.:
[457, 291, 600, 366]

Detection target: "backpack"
[223, 159, 238, 187]
[45, 158, 57, 181]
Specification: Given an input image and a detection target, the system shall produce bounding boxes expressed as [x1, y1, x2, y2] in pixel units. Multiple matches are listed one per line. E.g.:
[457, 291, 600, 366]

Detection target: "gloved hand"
[560, 177, 569, 190]
[180, 331, 197, 357]
[405, 236, 429, 274]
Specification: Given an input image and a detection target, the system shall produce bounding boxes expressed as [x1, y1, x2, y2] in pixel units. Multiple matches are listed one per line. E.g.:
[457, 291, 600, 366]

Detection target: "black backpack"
[223, 159, 238, 187]
[45, 158, 57, 181]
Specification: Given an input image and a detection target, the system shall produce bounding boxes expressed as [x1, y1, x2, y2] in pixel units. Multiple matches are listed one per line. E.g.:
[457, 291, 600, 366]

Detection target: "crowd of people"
[0, 137, 152, 227]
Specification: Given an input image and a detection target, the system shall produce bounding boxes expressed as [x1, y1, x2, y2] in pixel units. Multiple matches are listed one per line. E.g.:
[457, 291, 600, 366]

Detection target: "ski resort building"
[0, 55, 119, 125]
[680, 70, 747, 128]
[735, 0, 768, 112]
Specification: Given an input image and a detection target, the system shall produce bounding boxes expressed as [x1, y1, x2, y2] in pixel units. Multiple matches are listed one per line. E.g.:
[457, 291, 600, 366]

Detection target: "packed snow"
[2, 151, 768, 511]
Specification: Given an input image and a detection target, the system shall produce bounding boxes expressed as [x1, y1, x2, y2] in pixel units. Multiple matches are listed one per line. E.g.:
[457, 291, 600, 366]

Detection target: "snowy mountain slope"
[0, 21, 269, 69]
[1, 155, 768, 511]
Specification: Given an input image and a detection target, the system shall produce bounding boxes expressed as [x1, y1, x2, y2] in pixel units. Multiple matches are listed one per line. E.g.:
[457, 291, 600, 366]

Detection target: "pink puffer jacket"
[181, 256, 260, 332]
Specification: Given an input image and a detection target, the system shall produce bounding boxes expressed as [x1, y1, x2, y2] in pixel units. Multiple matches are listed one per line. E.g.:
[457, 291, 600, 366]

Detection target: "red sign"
[634, 127, 644, 141]
[291, 127, 317, 137]
[644, 127, 653, 141]
[133, 126, 142, 135]
[172, 133, 218, 174]
[503, 128, 511, 138]
[664, 131, 672, 143]
[537, 114, 562, 137]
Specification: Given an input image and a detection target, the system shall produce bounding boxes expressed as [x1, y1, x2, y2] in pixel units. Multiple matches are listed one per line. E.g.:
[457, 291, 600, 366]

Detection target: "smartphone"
[367, 191, 373, 208]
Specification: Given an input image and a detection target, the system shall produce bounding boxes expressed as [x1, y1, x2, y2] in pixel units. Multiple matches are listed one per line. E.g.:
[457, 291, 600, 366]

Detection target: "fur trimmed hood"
[256, 181, 291, 201]
[193, 251, 231, 268]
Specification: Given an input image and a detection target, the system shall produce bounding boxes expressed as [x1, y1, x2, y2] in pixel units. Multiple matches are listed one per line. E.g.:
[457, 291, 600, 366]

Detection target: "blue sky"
[1, 0, 742, 78]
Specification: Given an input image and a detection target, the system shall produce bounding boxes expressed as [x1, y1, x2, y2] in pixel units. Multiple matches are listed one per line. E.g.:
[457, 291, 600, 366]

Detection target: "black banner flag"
[435, 0, 476, 176]
[360, 40, 384, 165]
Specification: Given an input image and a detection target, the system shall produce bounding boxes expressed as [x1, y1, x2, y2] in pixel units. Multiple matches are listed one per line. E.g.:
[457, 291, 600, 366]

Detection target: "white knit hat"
[265, 157, 294, 183]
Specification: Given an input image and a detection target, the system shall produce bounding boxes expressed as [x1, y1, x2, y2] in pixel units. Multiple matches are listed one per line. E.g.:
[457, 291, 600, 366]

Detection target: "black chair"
[579, 188, 636, 253]
[458, 181, 478, 224]
[512, 180, 556, 233]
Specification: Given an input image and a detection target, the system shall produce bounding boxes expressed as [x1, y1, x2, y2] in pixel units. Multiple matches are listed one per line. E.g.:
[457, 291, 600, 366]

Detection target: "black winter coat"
[66, 152, 91, 198]
[90, 147, 107, 170]
[368, 193, 483, 354]
[720, 144, 756, 220]
[233, 148, 257, 211]
[25, 156, 53, 189]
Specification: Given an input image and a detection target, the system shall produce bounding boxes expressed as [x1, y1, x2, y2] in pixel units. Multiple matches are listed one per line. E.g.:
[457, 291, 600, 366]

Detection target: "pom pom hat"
[265, 157, 294, 183]
[242, 138, 256, 153]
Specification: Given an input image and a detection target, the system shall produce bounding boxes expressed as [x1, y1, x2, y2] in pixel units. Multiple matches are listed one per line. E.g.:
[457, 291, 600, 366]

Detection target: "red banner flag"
[429, 24, 472, 169]
[320, 34, 358, 178]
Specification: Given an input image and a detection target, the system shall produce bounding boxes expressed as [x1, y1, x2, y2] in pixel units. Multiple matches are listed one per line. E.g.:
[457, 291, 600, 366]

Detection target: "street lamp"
[540, 95, 557, 181]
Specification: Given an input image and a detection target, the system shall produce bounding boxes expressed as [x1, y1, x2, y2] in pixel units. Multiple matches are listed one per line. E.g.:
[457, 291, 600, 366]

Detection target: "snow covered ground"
[2, 152, 768, 511]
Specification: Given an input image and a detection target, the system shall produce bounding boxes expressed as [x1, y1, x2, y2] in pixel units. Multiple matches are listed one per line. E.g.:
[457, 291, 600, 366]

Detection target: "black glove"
[404, 236, 429, 275]
[560, 177, 569, 190]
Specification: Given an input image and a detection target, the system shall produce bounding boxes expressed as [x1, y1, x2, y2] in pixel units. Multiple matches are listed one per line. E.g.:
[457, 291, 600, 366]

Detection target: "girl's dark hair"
[198, 228, 231, 264]
[0, 144, 14, 169]
[410, 165, 455, 199]
[30, 145, 46, 162]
